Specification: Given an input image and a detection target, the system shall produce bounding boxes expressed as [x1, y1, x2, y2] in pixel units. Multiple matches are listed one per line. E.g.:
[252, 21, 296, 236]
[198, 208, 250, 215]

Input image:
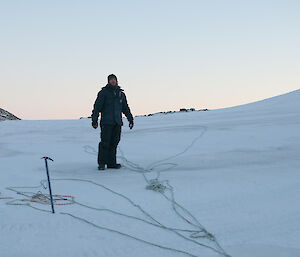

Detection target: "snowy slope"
[0, 90, 300, 257]
[221, 89, 300, 112]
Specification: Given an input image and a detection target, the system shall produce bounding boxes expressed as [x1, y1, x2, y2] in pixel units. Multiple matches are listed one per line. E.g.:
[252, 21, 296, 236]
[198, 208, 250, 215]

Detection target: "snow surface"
[1, 90, 300, 257]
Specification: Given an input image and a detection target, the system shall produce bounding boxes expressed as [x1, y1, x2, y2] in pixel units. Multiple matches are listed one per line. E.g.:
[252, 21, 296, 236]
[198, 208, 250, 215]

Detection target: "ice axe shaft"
[41, 156, 55, 214]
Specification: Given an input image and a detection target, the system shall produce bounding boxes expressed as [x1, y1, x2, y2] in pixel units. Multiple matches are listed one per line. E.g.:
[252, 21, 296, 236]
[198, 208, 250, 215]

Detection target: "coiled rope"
[84, 125, 230, 257]
[3, 125, 231, 257]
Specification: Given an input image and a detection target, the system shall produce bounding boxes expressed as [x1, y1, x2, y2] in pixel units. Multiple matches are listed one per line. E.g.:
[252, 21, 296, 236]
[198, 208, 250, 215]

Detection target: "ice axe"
[41, 156, 55, 214]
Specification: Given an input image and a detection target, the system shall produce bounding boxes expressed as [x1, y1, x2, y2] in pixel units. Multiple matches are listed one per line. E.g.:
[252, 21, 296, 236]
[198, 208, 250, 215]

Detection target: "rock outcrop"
[0, 108, 21, 121]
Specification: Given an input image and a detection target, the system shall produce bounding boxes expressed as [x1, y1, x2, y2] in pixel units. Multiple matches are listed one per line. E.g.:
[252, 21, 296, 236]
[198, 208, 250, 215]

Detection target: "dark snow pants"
[98, 124, 121, 166]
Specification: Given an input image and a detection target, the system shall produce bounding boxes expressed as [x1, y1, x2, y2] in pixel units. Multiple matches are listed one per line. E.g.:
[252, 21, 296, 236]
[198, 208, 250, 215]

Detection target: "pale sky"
[1, 0, 299, 120]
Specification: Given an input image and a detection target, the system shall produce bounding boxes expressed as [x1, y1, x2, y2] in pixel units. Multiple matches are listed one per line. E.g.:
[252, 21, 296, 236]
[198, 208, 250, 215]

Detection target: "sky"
[0, 0, 299, 120]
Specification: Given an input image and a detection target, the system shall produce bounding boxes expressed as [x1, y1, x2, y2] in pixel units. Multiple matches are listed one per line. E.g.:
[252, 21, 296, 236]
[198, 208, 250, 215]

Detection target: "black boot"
[107, 163, 121, 169]
[98, 164, 106, 170]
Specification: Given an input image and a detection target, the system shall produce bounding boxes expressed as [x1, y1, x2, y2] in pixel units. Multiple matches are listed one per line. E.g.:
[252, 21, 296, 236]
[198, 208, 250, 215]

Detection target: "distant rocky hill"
[0, 108, 20, 121]
[135, 108, 209, 118]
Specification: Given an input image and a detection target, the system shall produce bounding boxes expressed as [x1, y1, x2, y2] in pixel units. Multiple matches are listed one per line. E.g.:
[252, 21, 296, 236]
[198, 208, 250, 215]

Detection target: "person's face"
[109, 78, 117, 86]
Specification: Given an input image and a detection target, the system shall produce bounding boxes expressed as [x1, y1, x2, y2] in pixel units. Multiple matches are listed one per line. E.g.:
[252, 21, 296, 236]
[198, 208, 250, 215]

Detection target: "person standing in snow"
[91, 74, 134, 170]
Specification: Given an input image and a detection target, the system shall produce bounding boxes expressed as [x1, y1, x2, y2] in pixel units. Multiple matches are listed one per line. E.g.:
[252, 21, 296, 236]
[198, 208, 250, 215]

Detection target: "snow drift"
[0, 89, 299, 257]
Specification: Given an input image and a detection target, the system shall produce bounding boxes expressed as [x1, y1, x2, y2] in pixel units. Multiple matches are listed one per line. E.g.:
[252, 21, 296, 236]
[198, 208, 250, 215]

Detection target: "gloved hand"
[129, 121, 134, 130]
[92, 121, 98, 129]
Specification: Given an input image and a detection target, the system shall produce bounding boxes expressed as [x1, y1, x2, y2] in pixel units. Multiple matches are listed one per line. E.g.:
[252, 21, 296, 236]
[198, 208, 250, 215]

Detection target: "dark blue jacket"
[91, 84, 133, 126]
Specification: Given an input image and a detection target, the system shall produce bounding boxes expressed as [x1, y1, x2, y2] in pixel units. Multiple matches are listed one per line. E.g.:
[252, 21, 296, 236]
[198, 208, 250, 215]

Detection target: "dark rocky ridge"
[0, 108, 21, 121]
[136, 108, 209, 117]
